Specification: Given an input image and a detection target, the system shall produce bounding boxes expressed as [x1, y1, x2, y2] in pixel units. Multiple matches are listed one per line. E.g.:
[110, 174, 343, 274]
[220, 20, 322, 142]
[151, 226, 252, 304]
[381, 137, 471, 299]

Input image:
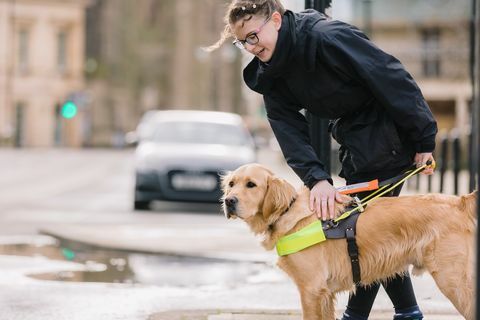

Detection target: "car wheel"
[134, 200, 150, 211]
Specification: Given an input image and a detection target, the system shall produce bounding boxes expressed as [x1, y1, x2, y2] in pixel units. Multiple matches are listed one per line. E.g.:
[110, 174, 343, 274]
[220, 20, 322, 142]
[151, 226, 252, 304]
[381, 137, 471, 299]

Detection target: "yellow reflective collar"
[276, 220, 326, 256]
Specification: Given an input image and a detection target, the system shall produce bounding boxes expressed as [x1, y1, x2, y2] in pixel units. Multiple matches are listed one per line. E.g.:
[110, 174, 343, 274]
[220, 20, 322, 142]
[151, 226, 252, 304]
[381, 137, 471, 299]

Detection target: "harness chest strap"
[276, 220, 326, 256]
[276, 213, 362, 284]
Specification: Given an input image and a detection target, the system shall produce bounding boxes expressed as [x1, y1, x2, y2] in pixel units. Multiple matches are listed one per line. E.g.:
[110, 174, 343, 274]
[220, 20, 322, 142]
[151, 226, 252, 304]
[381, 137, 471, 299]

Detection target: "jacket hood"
[243, 9, 327, 94]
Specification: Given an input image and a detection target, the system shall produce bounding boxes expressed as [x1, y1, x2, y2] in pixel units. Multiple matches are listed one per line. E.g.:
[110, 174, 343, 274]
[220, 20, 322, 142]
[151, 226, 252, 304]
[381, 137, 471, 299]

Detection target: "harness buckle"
[353, 196, 365, 212]
[323, 219, 339, 230]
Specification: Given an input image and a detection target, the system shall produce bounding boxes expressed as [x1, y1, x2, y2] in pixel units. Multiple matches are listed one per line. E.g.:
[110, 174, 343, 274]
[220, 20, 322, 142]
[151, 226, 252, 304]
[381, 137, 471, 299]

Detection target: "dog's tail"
[459, 190, 478, 221]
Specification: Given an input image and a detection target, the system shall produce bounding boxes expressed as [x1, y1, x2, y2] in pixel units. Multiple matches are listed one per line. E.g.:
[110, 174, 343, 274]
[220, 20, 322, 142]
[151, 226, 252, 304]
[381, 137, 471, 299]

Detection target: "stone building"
[0, 0, 245, 147]
[0, 0, 87, 147]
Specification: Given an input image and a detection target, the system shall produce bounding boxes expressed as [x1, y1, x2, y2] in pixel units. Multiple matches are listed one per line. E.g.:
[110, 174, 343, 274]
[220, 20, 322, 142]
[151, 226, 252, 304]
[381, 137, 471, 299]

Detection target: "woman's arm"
[265, 93, 343, 220]
[264, 93, 331, 188]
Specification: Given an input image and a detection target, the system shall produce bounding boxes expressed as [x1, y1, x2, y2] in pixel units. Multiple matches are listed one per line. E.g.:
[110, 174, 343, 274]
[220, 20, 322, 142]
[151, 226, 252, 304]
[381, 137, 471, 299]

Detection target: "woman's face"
[231, 12, 282, 62]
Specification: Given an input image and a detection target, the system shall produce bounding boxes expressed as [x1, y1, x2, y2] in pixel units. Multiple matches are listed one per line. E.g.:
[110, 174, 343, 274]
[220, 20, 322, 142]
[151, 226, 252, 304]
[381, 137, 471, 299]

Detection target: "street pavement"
[0, 148, 468, 319]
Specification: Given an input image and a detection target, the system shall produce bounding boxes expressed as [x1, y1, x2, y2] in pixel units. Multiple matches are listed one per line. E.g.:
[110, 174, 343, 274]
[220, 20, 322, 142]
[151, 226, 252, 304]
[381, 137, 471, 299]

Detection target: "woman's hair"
[205, 0, 286, 52]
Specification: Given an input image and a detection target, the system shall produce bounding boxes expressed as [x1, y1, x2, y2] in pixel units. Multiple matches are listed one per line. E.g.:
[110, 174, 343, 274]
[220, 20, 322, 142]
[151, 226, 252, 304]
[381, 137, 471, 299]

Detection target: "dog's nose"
[224, 196, 238, 208]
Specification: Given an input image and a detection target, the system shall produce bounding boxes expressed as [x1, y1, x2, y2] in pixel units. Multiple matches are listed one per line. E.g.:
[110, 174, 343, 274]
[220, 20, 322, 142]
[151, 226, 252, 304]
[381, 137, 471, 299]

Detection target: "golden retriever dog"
[221, 163, 477, 320]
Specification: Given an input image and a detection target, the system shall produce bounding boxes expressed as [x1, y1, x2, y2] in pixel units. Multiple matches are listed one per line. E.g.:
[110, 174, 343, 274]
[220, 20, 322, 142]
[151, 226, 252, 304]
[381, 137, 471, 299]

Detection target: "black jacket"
[243, 10, 438, 186]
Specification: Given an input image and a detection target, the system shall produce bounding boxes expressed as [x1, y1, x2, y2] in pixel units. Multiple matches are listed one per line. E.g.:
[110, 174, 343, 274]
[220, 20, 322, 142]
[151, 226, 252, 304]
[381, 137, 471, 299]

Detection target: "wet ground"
[0, 235, 277, 288]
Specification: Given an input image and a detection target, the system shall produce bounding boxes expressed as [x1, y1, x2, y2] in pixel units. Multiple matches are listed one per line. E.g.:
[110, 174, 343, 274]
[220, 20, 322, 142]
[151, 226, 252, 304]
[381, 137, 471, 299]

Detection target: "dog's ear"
[220, 171, 232, 193]
[262, 176, 297, 223]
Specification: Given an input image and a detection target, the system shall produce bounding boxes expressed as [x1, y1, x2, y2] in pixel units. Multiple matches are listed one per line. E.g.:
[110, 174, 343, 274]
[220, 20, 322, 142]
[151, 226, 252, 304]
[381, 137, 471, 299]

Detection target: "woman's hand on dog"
[310, 180, 344, 221]
[415, 152, 436, 175]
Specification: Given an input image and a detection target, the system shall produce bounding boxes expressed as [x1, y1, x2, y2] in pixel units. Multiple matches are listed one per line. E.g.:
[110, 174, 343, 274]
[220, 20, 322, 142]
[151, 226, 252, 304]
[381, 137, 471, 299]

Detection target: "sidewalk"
[149, 309, 463, 320]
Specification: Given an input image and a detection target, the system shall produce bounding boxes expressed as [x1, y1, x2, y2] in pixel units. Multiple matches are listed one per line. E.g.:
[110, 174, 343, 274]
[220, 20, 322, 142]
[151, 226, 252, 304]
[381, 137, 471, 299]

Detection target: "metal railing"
[407, 129, 476, 195]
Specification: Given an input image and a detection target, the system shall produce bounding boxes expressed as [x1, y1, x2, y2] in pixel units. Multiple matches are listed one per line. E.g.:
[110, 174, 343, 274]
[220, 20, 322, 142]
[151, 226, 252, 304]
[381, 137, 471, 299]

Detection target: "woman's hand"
[414, 152, 436, 175]
[310, 180, 344, 221]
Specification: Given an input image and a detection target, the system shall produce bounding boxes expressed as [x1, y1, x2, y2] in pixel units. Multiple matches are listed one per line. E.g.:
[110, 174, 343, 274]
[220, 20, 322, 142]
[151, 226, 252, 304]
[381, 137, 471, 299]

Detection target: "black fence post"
[427, 174, 432, 193]
[305, 0, 332, 176]
[469, 129, 477, 192]
[451, 131, 461, 195]
[438, 133, 449, 193]
[415, 174, 420, 192]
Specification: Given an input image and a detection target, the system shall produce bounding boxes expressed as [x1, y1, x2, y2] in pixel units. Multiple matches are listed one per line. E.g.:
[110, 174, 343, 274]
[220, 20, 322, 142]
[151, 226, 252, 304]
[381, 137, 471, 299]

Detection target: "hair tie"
[252, 4, 257, 9]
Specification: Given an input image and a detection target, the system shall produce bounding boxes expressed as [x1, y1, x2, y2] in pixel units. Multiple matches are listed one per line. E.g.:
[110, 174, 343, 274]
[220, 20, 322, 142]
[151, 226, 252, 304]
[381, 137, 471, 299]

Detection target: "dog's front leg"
[299, 286, 336, 320]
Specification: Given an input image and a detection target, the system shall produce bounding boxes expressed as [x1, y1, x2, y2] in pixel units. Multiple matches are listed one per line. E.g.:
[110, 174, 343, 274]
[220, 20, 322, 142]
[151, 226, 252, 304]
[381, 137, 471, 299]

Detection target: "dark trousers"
[345, 184, 419, 318]
[346, 273, 418, 318]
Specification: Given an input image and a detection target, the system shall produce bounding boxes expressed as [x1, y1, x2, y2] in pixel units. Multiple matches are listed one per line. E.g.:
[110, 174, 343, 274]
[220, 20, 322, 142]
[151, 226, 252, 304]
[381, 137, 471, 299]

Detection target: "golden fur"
[221, 163, 477, 320]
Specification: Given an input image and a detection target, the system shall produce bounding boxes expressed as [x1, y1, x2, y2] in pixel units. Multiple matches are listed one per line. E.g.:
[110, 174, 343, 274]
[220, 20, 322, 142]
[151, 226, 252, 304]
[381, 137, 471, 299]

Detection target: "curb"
[148, 309, 464, 320]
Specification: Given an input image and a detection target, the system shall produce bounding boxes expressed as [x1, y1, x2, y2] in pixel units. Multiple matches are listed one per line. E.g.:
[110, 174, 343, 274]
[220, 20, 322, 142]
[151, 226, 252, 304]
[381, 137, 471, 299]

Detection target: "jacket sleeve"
[264, 91, 332, 189]
[317, 24, 438, 153]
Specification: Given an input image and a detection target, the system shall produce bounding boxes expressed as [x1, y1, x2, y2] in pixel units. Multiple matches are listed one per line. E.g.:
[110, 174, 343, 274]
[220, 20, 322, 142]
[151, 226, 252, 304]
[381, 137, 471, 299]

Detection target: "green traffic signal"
[61, 101, 78, 119]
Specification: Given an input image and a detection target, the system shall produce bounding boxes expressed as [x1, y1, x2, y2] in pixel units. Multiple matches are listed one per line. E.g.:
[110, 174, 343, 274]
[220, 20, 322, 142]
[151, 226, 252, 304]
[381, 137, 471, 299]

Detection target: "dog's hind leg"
[298, 286, 336, 320]
[425, 234, 474, 320]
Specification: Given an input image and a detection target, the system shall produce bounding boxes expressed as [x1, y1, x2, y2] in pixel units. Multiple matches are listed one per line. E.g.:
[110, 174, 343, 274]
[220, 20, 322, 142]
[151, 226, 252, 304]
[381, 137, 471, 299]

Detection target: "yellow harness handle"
[334, 162, 433, 222]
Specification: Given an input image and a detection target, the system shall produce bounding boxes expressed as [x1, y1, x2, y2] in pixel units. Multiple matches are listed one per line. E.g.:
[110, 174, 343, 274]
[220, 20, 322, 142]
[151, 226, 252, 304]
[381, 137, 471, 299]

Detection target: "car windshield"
[151, 121, 249, 146]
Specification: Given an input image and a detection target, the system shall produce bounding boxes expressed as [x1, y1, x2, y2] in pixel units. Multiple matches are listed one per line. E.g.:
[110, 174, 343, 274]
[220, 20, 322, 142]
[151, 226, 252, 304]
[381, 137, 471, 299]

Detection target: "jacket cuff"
[415, 140, 436, 153]
[305, 170, 333, 189]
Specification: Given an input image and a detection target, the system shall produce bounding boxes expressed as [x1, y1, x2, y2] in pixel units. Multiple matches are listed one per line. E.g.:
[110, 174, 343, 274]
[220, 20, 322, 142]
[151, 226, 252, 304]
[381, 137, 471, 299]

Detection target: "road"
[0, 148, 465, 319]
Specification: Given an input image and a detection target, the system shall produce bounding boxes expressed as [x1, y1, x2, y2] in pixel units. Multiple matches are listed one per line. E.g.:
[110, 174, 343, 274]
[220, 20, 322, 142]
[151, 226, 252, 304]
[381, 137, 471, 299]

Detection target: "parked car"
[133, 110, 256, 210]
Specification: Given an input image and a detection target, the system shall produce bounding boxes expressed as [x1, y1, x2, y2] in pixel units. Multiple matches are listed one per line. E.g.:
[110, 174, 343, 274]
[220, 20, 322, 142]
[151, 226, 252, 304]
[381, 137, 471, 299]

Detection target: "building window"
[421, 28, 441, 78]
[17, 29, 29, 74]
[57, 31, 69, 74]
[15, 102, 26, 147]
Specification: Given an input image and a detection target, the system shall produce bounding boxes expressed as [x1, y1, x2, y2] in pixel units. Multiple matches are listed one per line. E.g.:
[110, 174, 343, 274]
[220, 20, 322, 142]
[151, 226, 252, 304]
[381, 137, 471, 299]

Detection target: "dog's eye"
[246, 181, 256, 188]
[229, 181, 234, 188]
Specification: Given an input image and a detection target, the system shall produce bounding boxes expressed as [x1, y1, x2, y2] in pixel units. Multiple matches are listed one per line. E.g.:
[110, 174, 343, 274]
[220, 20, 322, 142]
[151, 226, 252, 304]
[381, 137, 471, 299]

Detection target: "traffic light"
[60, 100, 78, 119]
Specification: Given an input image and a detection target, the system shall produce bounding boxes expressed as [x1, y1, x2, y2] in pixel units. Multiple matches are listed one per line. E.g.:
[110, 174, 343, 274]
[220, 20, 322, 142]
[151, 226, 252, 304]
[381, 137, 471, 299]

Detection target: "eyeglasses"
[232, 16, 271, 50]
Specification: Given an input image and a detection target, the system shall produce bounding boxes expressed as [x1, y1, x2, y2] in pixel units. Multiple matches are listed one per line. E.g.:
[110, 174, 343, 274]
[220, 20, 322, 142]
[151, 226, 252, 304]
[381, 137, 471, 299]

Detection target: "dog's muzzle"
[224, 196, 238, 219]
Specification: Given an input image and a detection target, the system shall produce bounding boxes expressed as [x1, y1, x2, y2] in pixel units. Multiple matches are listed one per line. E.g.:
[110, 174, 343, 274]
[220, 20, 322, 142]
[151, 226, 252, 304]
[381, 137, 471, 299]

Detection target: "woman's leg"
[341, 283, 380, 320]
[383, 274, 423, 319]
[383, 184, 423, 318]
[343, 275, 423, 320]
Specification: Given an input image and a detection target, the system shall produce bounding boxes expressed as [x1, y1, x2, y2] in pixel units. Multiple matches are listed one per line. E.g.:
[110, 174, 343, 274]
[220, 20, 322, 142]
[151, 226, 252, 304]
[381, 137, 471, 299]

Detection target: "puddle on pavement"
[0, 237, 277, 287]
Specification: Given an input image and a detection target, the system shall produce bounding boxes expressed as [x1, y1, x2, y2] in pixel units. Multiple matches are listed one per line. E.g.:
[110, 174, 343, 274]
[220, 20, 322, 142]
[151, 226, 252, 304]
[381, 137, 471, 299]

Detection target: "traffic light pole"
[305, 0, 332, 175]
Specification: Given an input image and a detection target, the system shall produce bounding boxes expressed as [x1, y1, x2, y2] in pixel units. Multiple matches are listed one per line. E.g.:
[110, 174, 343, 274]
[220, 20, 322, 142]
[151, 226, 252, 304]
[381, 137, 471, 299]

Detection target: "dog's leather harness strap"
[323, 210, 361, 283]
[345, 222, 361, 284]
[322, 210, 359, 238]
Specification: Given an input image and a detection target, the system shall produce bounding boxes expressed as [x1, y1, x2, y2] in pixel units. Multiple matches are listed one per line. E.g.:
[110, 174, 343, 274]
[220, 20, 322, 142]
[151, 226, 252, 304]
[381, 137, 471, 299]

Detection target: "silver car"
[133, 110, 256, 210]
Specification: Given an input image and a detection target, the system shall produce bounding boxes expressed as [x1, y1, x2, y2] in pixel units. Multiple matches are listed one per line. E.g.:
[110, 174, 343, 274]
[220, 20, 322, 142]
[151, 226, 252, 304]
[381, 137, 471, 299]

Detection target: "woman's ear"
[262, 176, 296, 223]
[271, 11, 282, 31]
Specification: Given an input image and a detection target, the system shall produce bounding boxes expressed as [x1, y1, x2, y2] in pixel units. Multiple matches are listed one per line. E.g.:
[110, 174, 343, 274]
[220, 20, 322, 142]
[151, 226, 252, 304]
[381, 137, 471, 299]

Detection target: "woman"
[209, 1, 437, 319]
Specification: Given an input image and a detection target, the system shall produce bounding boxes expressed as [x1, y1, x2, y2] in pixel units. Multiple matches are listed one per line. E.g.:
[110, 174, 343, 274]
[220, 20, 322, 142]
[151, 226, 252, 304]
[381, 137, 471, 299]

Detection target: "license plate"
[171, 173, 217, 191]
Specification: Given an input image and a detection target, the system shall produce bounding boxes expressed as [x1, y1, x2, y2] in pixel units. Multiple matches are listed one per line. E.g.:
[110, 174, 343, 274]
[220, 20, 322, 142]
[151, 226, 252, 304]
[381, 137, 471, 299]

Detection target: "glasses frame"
[233, 16, 272, 50]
